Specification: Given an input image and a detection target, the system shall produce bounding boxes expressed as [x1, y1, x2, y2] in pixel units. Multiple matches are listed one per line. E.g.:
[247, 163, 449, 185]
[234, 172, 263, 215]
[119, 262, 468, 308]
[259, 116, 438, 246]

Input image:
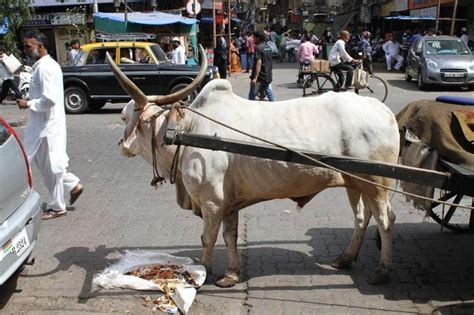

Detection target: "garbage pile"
[93, 251, 206, 314]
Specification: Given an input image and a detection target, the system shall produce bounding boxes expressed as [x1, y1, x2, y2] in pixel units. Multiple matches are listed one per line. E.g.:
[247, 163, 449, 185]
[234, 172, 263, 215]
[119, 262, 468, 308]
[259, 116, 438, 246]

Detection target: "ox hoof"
[215, 274, 239, 288]
[330, 254, 352, 270]
[367, 268, 390, 285]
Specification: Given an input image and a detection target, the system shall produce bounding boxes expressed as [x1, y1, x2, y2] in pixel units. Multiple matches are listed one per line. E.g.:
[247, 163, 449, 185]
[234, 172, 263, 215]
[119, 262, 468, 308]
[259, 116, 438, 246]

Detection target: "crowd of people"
[221, 25, 471, 93]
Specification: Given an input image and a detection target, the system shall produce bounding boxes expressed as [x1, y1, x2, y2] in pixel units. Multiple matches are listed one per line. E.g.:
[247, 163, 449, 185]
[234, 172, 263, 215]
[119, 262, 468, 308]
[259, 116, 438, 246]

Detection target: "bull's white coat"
[121, 79, 400, 286]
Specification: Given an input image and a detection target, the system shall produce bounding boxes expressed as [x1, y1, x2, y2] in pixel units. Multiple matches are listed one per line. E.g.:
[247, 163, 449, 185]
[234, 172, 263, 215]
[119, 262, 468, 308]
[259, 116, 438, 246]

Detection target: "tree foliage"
[65, 6, 89, 42]
[0, 0, 33, 54]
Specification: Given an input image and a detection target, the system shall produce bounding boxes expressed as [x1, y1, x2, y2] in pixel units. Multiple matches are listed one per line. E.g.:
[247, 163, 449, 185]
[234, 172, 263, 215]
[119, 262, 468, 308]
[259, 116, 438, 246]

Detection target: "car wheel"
[65, 86, 89, 114]
[405, 68, 412, 82]
[169, 83, 198, 104]
[417, 71, 426, 90]
[89, 100, 107, 112]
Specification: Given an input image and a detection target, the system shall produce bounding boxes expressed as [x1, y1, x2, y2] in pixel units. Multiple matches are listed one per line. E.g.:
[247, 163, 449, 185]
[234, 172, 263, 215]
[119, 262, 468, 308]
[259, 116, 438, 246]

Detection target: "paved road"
[1, 63, 473, 314]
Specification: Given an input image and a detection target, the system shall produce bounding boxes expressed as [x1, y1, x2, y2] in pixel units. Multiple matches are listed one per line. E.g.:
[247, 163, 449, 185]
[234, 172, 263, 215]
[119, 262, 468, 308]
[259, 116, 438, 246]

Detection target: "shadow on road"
[0, 269, 22, 310]
[14, 220, 474, 310]
[87, 107, 123, 115]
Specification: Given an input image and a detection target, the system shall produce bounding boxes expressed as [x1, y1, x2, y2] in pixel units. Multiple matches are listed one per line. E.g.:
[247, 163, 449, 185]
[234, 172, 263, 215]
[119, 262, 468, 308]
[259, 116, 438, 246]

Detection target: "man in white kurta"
[170, 38, 186, 64]
[382, 34, 404, 71]
[17, 31, 83, 220]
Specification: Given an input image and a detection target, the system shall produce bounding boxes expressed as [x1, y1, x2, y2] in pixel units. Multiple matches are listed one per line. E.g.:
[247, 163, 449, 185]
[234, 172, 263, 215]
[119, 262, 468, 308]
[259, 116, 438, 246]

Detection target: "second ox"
[106, 46, 400, 287]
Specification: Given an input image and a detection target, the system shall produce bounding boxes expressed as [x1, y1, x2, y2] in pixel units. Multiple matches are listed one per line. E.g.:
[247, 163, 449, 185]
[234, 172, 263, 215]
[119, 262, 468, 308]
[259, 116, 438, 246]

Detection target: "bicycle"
[302, 59, 388, 103]
[296, 59, 312, 84]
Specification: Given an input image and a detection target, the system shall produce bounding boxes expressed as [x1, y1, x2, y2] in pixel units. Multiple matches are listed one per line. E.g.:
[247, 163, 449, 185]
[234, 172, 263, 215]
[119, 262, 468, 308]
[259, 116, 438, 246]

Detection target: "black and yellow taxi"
[62, 41, 218, 114]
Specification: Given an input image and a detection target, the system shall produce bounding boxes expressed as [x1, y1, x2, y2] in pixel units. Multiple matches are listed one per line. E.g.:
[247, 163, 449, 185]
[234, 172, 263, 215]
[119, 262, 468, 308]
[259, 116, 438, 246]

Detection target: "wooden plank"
[164, 130, 454, 191]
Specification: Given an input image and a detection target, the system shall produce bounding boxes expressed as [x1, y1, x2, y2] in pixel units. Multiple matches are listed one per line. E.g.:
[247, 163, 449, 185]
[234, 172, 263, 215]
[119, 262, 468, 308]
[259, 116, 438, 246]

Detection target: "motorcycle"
[18, 65, 32, 99]
[371, 39, 385, 62]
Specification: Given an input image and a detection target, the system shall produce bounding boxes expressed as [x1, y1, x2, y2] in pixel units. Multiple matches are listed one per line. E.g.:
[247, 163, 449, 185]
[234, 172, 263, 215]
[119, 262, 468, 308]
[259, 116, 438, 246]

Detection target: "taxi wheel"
[65, 86, 89, 114]
[170, 83, 198, 104]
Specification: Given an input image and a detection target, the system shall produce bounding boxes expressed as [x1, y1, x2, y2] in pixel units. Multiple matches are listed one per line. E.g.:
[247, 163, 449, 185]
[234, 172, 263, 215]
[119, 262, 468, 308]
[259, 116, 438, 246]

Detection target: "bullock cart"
[163, 126, 474, 232]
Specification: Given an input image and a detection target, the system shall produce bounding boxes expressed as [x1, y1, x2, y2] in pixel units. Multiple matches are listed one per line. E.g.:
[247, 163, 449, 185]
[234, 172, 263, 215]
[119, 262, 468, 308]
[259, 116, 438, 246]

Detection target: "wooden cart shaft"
[164, 130, 474, 197]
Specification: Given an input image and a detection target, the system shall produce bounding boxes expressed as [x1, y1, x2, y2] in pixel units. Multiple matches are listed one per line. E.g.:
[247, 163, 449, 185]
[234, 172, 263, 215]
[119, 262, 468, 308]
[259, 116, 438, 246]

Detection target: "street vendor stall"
[93, 12, 199, 64]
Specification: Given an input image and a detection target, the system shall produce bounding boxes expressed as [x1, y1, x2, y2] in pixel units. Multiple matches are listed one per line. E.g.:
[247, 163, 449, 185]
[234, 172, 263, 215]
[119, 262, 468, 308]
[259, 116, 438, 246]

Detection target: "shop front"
[21, 12, 90, 65]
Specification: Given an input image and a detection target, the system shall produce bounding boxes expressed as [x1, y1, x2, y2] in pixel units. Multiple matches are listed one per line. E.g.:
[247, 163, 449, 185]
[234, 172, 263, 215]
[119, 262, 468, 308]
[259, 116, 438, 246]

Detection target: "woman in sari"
[230, 38, 241, 73]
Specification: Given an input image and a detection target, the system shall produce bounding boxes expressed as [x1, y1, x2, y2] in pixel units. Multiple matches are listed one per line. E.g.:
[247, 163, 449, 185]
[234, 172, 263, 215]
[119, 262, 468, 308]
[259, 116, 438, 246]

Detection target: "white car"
[0, 116, 42, 285]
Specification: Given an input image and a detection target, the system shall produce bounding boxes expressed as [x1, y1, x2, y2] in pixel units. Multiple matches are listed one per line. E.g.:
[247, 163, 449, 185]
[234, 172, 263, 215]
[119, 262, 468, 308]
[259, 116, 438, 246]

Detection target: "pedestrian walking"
[0, 47, 21, 104]
[245, 31, 255, 73]
[214, 31, 228, 79]
[359, 31, 373, 74]
[248, 31, 275, 102]
[460, 27, 469, 46]
[17, 31, 83, 220]
[67, 39, 81, 66]
[230, 38, 241, 73]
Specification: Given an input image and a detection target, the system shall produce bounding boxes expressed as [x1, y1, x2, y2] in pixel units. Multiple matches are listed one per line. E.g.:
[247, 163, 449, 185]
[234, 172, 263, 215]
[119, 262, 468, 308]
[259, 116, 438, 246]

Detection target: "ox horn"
[106, 52, 148, 109]
[149, 44, 208, 105]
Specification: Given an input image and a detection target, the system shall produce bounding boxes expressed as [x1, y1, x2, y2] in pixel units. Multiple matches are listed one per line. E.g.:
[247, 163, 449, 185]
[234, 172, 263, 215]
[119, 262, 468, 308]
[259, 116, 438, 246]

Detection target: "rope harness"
[130, 103, 185, 189]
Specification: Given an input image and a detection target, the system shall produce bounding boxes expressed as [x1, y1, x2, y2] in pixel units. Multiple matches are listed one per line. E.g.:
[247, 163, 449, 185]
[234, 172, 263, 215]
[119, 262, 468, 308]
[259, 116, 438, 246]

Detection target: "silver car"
[405, 35, 474, 90]
[0, 116, 42, 285]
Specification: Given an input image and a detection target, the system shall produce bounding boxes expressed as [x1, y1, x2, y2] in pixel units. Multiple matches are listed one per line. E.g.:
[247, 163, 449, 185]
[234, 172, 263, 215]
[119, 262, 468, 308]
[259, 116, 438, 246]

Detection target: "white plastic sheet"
[93, 251, 206, 314]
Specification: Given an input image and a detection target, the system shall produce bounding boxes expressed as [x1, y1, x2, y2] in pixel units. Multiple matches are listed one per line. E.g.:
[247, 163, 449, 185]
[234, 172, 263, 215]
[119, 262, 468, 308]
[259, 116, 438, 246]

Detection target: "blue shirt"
[360, 39, 372, 54]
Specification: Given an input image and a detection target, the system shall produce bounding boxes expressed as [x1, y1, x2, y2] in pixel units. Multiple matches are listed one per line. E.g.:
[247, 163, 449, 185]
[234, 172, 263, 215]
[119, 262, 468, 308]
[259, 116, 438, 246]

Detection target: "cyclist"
[328, 30, 359, 90]
[297, 34, 319, 83]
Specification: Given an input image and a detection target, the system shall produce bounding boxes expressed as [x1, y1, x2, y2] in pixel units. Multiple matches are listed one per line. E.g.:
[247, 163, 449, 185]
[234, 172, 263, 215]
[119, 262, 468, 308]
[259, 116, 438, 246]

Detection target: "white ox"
[106, 47, 399, 287]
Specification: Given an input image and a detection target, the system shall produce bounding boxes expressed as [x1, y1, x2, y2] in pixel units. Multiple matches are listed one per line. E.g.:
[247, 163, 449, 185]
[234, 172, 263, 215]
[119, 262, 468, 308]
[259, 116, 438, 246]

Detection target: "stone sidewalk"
[0, 64, 473, 314]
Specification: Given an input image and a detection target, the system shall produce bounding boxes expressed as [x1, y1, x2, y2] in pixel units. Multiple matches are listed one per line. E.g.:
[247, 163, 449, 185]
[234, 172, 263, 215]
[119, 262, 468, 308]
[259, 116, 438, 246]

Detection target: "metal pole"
[435, 0, 441, 31]
[212, 2, 216, 49]
[124, 0, 128, 23]
[450, 0, 459, 36]
[93, 0, 98, 14]
[228, 0, 232, 74]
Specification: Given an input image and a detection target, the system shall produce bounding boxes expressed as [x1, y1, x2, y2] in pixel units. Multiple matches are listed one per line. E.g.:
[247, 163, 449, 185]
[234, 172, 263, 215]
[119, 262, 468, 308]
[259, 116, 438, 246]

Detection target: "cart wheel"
[428, 193, 474, 233]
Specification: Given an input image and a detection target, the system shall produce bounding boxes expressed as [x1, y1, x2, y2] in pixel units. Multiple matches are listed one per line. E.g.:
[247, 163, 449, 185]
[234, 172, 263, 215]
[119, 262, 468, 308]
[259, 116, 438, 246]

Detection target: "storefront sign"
[395, 0, 408, 11]
[26, 12, 86, 26]
[410, 6, 437, 17]
[408, 0, 453, 10]
[29, 0, 116, 7]
[200, 16, 213, 24]
[201, 0, 223, 10]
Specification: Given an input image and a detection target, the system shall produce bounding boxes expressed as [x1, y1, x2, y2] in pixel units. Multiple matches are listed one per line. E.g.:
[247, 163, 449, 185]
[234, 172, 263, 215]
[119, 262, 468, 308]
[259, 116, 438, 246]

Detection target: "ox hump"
[192, 79, 234, 109]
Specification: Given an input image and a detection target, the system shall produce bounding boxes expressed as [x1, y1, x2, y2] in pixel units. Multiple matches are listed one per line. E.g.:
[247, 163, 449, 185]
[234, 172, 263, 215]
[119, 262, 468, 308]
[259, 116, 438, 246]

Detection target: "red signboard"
[290, 14, 302, 24]
[408, 0, 454, 10]
[215, 14, 224, 24]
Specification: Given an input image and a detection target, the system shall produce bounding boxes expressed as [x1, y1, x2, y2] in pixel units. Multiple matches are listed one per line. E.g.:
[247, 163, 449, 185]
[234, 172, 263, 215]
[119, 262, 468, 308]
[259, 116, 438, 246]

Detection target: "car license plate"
[1, 228, 30, 260]
[444, 72, 465, 78]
